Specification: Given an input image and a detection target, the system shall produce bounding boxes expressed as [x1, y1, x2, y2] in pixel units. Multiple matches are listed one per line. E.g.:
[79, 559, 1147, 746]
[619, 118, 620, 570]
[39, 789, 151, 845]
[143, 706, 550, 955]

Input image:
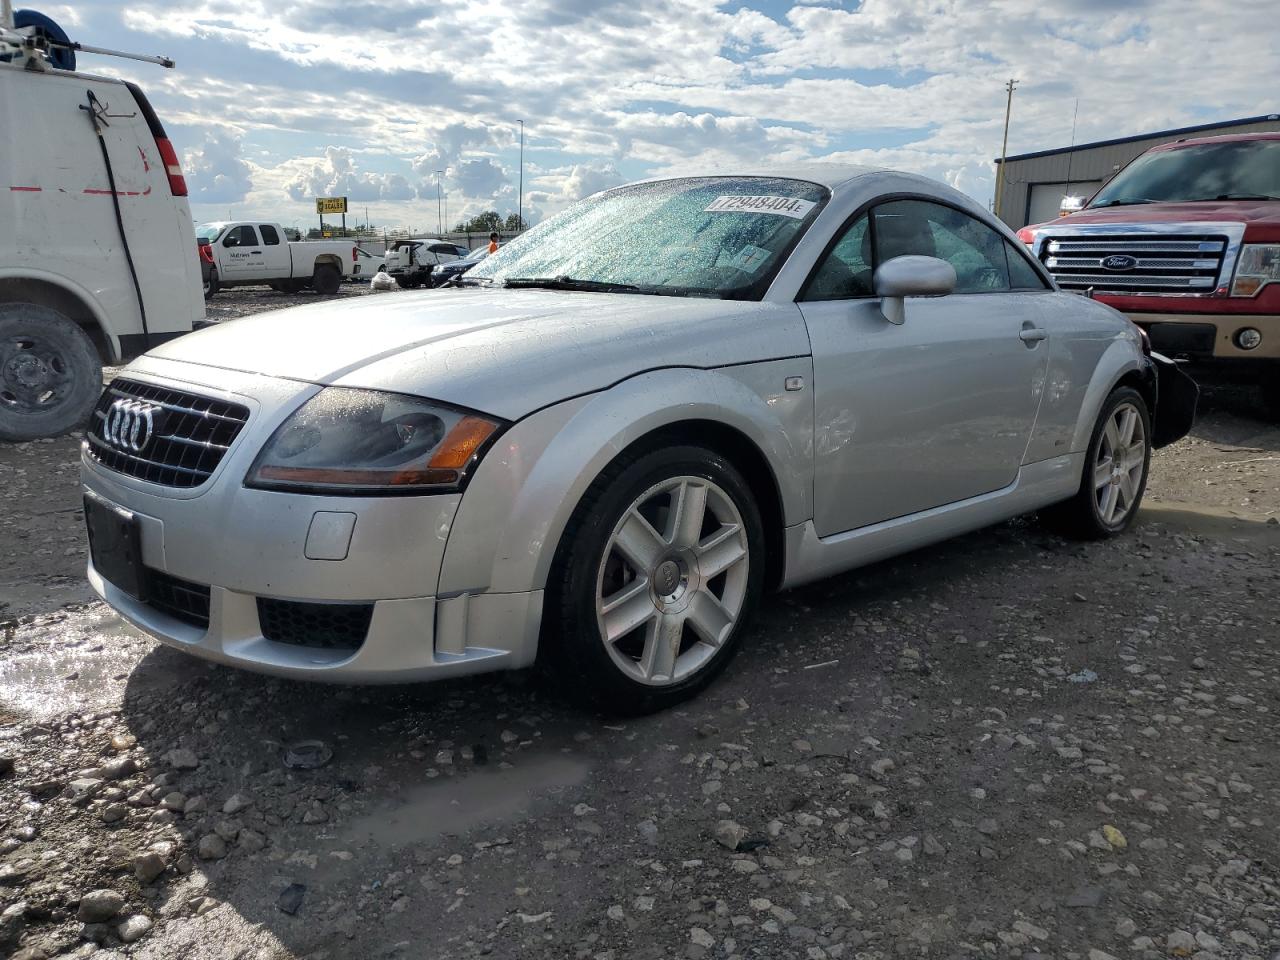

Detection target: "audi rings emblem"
[103, 399, 161, 452]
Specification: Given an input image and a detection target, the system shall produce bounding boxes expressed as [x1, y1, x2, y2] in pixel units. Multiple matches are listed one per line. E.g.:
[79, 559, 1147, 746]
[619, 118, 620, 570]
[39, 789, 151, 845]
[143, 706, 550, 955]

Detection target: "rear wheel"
[202, 269, 219, 300]
[0, 303, 101, 442]
[1042, 386, 1151, 539]
[544, 445, 765, 714]
[312, 264, 341, 295]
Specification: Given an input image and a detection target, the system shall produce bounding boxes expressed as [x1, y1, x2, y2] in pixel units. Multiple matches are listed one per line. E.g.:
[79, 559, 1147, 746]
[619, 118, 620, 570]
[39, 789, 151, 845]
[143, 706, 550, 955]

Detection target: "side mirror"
[223, 235, 238, 248]
[873, 255, 956, 325]
[1059, 195, 1085, 216]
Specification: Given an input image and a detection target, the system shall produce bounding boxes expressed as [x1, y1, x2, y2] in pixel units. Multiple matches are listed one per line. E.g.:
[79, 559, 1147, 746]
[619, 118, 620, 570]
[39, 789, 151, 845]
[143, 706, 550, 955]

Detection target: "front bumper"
[1120, 311, 1280, 361]
[81, 359, 541, 683]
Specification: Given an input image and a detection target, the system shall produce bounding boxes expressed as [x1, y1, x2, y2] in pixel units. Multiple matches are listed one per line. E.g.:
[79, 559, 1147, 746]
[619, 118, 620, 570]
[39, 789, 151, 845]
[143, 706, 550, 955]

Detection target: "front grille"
[1040, 234, 1228, 295]
[146, 569, 211, 629]
[86, 379, 249, 488]
[257, 598, 373, 651]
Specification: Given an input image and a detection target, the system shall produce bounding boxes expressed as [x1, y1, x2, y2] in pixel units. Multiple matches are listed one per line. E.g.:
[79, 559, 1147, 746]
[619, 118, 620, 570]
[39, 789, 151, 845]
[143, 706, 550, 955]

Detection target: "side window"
[222, 225, 258, 248]
[873, 200, 1009, 294]
[801, 214, 873, 301]
[428, 244, 455, 255]
[1006, 240, 1049, 289]
[260, 225, 281, 246]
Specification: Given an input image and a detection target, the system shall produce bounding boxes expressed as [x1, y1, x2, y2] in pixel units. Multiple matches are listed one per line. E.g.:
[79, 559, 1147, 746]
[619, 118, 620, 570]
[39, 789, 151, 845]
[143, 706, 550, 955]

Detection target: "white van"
[0, 14, 202, 440]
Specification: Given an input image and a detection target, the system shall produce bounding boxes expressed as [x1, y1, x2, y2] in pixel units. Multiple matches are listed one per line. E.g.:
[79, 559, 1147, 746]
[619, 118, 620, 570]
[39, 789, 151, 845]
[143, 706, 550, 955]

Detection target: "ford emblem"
[1101, 254, 1138, 271]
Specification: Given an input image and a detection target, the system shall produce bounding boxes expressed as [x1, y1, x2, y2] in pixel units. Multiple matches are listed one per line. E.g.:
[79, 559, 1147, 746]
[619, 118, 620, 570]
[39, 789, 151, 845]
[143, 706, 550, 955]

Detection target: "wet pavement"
[1, 288, 1279, 960]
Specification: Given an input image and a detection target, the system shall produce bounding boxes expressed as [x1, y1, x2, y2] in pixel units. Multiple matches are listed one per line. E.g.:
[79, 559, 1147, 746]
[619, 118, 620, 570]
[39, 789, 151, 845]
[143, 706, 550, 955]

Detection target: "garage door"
[1027, 181, 1104, 226]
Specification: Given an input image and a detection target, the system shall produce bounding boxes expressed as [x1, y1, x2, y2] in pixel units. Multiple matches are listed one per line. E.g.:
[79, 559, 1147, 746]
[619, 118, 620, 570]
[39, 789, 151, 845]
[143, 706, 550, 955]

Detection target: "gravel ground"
[1, 285, 1279, 960]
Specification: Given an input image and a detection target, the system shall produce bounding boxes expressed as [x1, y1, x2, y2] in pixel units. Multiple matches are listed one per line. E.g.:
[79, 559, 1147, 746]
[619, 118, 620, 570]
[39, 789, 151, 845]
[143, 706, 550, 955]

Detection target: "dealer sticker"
[705, 195, 816, 219]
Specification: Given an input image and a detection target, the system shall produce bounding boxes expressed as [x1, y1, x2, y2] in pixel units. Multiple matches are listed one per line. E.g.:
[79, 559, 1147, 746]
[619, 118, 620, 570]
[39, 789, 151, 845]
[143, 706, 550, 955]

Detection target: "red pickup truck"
[1018, 132, 1280, 416]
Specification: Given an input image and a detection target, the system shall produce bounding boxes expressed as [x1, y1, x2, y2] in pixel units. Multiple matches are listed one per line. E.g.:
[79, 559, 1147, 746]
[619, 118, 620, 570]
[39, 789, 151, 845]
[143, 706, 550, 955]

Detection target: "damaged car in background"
[80, 165, 1198, 714]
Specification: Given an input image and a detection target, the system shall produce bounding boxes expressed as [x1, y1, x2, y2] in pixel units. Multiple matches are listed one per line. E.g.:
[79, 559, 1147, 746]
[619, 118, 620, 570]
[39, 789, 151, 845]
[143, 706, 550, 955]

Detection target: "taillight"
[198, 243, 214, 264]
[155, 137, 187, 196]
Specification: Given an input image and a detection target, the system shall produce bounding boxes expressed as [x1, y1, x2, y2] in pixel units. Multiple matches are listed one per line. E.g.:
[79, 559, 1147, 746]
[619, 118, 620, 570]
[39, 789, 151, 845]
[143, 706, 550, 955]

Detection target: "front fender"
[1068, 338, 1148, 452]
[436, 361, 814, 597]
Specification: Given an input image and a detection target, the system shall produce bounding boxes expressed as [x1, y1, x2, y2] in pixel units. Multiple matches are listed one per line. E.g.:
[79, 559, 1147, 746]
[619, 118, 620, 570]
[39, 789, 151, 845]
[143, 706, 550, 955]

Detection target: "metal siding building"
[994, 114, 1280, 230]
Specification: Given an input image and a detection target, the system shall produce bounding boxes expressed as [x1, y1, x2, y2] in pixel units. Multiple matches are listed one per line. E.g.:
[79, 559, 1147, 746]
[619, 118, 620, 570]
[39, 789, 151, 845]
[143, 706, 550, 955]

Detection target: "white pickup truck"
[385, 238, 470, 288]
[197, 221, 355, 297]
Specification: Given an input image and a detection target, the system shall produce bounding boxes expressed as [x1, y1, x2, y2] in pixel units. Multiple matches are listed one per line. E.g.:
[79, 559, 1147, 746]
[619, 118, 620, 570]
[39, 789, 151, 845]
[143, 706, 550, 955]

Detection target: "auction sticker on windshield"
[705, 195, 817, 219]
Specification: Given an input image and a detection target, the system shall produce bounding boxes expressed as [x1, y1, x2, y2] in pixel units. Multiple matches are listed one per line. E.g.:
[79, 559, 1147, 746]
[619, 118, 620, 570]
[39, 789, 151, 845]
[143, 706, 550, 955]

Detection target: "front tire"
[1042, 386, 1151, 539]
[544, 445, 765, 714]
[0, 303, 101, 442]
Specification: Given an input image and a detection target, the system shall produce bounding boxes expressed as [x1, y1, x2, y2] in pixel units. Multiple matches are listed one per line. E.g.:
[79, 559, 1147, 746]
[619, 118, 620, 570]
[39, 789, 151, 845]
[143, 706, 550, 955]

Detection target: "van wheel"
[543, 445, 765, 715]
[1041, 386, 1151, 539]
[312, 264, 341, 295]
[0, 303, 102, 442]
[203, 269, 219, 299]
[395, 277, 418, 289]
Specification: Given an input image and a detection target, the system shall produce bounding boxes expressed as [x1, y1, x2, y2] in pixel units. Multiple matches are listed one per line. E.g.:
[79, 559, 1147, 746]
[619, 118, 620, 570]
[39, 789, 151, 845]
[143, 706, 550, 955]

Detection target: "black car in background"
[432, 245, 489, 286]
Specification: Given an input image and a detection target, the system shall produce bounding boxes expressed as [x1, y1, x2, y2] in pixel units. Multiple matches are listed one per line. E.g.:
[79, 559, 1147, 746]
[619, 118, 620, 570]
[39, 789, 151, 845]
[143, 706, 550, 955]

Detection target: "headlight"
[1231, 244, 1280, 297]
[246, 388, 503, 494]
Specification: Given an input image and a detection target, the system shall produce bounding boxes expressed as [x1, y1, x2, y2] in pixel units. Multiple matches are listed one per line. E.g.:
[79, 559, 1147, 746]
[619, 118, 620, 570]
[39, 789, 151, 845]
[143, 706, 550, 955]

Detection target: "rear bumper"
[1122, 312, 1280, 360]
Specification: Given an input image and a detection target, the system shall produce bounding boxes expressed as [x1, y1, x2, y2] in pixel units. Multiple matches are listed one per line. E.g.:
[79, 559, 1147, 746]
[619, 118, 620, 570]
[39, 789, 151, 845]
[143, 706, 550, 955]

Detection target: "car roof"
[1149, 131, 1280, 152]
[630, 163, 887, 191]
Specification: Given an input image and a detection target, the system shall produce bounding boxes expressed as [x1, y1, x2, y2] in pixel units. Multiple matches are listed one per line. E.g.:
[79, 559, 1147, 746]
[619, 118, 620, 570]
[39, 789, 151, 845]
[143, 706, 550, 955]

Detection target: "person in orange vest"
[487, 232, 500, 254]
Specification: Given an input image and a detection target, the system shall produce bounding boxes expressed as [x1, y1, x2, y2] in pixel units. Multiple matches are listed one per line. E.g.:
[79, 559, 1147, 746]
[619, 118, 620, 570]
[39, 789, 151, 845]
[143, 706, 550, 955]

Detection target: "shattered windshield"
[465, 176, 829, 299]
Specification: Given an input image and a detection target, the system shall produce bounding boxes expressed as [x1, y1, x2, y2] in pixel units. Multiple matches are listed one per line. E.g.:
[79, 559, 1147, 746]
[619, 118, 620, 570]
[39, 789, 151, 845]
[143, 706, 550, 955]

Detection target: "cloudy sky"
[43, 0, 1280, 232]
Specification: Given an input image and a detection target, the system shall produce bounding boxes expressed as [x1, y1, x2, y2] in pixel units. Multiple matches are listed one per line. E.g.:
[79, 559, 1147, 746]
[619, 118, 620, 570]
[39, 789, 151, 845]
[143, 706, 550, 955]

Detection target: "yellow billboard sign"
[315, 197, 348, 214]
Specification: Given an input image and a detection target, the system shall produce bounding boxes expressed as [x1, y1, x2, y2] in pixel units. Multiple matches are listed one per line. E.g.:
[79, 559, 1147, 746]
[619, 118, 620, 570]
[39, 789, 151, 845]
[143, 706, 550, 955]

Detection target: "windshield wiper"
[1092, 198, 1161, 208]
[1188, 193, 1280, 202]
[503, 276, 640, 293]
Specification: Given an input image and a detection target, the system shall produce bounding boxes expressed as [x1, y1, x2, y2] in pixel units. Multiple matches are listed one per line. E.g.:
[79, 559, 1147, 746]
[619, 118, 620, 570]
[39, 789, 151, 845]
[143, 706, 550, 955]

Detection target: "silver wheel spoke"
[614, 512, 665, 571]
[640, 614, 682, 682]
[1104, 416, 1120, 454]
[1117, 470, 1136, 508]
[601, 578, 656, 642]
[687, 589, 733, 646]
[1123, 443, 1145, 473]
[1094, 459, 1113, 492]
[1100, 483, 1119, 522]
[669, 480, 708, 548]
[698, 535, 747, 580]
[1118, 407, 1137, 446]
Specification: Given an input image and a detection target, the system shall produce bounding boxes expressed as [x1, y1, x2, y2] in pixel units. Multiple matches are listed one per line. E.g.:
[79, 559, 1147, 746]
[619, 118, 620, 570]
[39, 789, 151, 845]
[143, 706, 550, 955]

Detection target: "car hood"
[1048, 200, 1280, 235]
[145, 288, 809, 420]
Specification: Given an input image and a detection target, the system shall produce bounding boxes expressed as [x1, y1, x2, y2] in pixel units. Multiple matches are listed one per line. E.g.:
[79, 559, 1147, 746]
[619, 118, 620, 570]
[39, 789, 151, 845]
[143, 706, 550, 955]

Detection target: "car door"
[257, 224, 290, 277]
[219, 225, 264, 281]
[798, 199, 1051, 536]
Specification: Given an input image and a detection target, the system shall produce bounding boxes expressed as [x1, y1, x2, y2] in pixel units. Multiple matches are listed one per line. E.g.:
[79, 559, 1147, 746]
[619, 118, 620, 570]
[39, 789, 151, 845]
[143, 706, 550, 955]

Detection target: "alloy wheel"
[1093, 401, 1147, 526]
[595, 476, 750, 686]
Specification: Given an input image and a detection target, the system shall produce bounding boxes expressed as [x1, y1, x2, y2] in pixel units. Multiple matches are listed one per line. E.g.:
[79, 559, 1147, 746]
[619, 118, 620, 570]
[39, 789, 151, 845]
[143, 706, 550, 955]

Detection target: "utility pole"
[436, 170, 444, 236]
[517, 119, 524, 233]
[993, 78, 1018, 222]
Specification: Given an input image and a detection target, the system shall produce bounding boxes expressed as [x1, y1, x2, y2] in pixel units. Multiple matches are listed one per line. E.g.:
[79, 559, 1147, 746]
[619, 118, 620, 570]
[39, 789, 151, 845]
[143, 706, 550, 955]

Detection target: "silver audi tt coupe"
[81, 165, 1197, 713]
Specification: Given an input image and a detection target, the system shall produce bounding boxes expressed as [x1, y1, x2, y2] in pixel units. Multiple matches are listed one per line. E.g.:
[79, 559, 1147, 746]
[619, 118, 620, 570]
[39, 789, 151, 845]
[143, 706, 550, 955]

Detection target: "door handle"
[250, 250, 262, 254]
[1019, 325, 1048, 344]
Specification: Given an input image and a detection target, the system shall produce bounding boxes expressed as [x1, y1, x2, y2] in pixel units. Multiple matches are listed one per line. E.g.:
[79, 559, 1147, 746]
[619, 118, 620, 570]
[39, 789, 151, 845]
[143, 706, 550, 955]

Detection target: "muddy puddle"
[0, 604, 180, 720]
[342, 754, 590, 846]
[1140, 500, 1280, 544]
